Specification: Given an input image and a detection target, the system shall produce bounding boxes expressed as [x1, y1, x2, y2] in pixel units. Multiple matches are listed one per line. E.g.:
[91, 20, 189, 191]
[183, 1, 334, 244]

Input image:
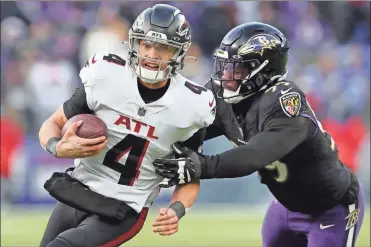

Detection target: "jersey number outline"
[102, 134, 149, 186]
[264, 81, 290, 94]
[306, 102, 336, 151]
[263, 160, 289, 183]
[262, 103, 337, 183]
[103, 54, 126, 67]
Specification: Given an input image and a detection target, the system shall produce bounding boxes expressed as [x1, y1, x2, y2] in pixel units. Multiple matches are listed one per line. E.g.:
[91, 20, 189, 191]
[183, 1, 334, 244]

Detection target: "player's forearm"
[39, 118, 63, 149]
[170, 179, 200, 208]
[39, 106, 66, 149]
[201, 125, 309, 179]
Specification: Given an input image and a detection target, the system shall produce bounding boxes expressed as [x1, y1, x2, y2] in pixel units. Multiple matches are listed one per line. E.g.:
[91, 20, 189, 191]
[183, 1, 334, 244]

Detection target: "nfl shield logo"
[137, 107, 146, 116]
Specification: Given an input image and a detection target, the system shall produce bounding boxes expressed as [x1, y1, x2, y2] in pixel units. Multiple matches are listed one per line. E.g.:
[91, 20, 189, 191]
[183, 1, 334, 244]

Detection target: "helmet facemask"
[211, 50, 270, 104]
[128, 31, 190, 84]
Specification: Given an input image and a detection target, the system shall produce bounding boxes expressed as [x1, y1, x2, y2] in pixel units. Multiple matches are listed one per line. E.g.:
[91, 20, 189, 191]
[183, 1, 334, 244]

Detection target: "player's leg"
[40, 202, 89, 247]
[46, 208, 148, 247]
[307, 183, 365, 247]
[262, 199, 307, 247]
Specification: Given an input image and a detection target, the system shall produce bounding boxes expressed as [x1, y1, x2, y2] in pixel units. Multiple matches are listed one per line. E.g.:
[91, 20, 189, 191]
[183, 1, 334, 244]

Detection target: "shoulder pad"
[79, 52, 128, 85]
[179, 77, 216, 127]
[263, 81, 294, 95]
[200, 88, 216, 127]
[260, 81, 305, 118]
[79, 51, 110, 84]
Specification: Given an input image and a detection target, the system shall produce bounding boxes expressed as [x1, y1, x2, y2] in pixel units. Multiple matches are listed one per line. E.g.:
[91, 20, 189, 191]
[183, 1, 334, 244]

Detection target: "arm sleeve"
[205, 123, 224, 141]
[180, 128, 206, 152]
[200, 116, 311, 179]
[63, 85, 93, 119]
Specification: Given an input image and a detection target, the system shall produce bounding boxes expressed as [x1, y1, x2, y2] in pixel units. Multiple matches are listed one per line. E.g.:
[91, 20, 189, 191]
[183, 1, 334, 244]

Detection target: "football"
[61, 114, 108, 139]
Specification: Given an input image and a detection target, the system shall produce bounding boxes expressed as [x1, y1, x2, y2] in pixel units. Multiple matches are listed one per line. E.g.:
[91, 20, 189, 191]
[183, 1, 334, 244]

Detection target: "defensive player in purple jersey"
[154, 22, 365, 247]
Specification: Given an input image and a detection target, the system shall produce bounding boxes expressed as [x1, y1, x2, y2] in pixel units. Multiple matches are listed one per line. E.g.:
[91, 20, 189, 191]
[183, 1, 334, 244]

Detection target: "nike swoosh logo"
[91, 54, 97, 64]
[281, 88, 292, 94]
[236, 139, 247, 145]
[320, 224, 335, 229]
[209, 98, 215, 107]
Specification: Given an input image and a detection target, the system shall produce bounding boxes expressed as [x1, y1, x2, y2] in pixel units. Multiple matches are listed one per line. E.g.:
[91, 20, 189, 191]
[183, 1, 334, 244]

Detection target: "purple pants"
[262, 184, 365, 247]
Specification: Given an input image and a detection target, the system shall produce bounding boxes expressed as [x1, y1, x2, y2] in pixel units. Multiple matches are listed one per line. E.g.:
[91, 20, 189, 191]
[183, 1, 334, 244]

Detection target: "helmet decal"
[176, 17, 191, 40]
[132, 12, 145, 31]
[238, 34, 281, 56]
[210, 23, 289, 104]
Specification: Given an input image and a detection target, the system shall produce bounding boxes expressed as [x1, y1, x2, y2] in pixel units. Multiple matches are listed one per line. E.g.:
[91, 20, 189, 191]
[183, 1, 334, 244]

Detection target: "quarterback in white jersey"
[73, 50, 214, 213]
[38, 4, 215, 247]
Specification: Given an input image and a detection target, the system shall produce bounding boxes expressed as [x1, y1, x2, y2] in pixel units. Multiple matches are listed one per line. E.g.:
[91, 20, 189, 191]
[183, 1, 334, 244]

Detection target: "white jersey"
[71, 51, 215, 213]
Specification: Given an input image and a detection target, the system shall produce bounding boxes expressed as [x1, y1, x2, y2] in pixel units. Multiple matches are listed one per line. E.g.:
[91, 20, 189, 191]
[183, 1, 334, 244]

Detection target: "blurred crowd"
[1, 1, 370, 203]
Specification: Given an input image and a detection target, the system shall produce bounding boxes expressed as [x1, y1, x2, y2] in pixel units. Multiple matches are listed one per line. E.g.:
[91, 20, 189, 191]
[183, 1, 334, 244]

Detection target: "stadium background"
[1, 1, 370, 246]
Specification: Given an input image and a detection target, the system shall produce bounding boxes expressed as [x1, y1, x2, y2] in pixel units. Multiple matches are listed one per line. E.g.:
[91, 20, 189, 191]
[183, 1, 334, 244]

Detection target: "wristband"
[46, 137, 62, 157]
[169, 201, 186, 220]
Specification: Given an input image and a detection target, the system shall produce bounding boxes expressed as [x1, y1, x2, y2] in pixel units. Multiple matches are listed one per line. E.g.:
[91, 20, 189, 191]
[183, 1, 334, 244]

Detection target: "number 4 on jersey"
[184, 81, 207, 95]
[103, 54, 126, 67]
[102, 134, 149, 186]
[86, 53, 126, 68]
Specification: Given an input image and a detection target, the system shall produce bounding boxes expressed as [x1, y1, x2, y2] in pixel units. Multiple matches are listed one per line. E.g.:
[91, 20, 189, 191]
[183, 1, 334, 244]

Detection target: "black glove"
[154, 143, 204, 188]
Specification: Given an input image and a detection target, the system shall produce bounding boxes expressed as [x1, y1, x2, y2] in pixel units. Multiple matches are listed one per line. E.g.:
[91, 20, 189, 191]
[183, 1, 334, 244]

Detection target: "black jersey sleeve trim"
[63, 85, 93, 119]
[180, 128, 206, 152]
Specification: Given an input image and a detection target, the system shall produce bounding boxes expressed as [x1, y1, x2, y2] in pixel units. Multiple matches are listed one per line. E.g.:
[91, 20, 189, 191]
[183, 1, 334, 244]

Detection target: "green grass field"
[1, 208, 370, 246]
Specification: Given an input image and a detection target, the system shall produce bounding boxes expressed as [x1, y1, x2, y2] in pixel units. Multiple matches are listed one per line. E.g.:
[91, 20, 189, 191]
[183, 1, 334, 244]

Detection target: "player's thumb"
[65, 120, 83, 136]
[173, 143, 196, 157]
[159, 208, 168, 215]
[172, 143, 190, 156]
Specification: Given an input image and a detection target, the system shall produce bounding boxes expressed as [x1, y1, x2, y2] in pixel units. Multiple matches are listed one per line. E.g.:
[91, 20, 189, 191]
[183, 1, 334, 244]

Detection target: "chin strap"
[135, 65, 167, 84]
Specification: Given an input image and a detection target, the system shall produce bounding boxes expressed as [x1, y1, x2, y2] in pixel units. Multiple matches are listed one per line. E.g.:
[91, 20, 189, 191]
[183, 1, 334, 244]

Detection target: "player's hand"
[56, 120, 107, 159]
[154, 143, 203, 187]
[152, 208, 179, 236]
